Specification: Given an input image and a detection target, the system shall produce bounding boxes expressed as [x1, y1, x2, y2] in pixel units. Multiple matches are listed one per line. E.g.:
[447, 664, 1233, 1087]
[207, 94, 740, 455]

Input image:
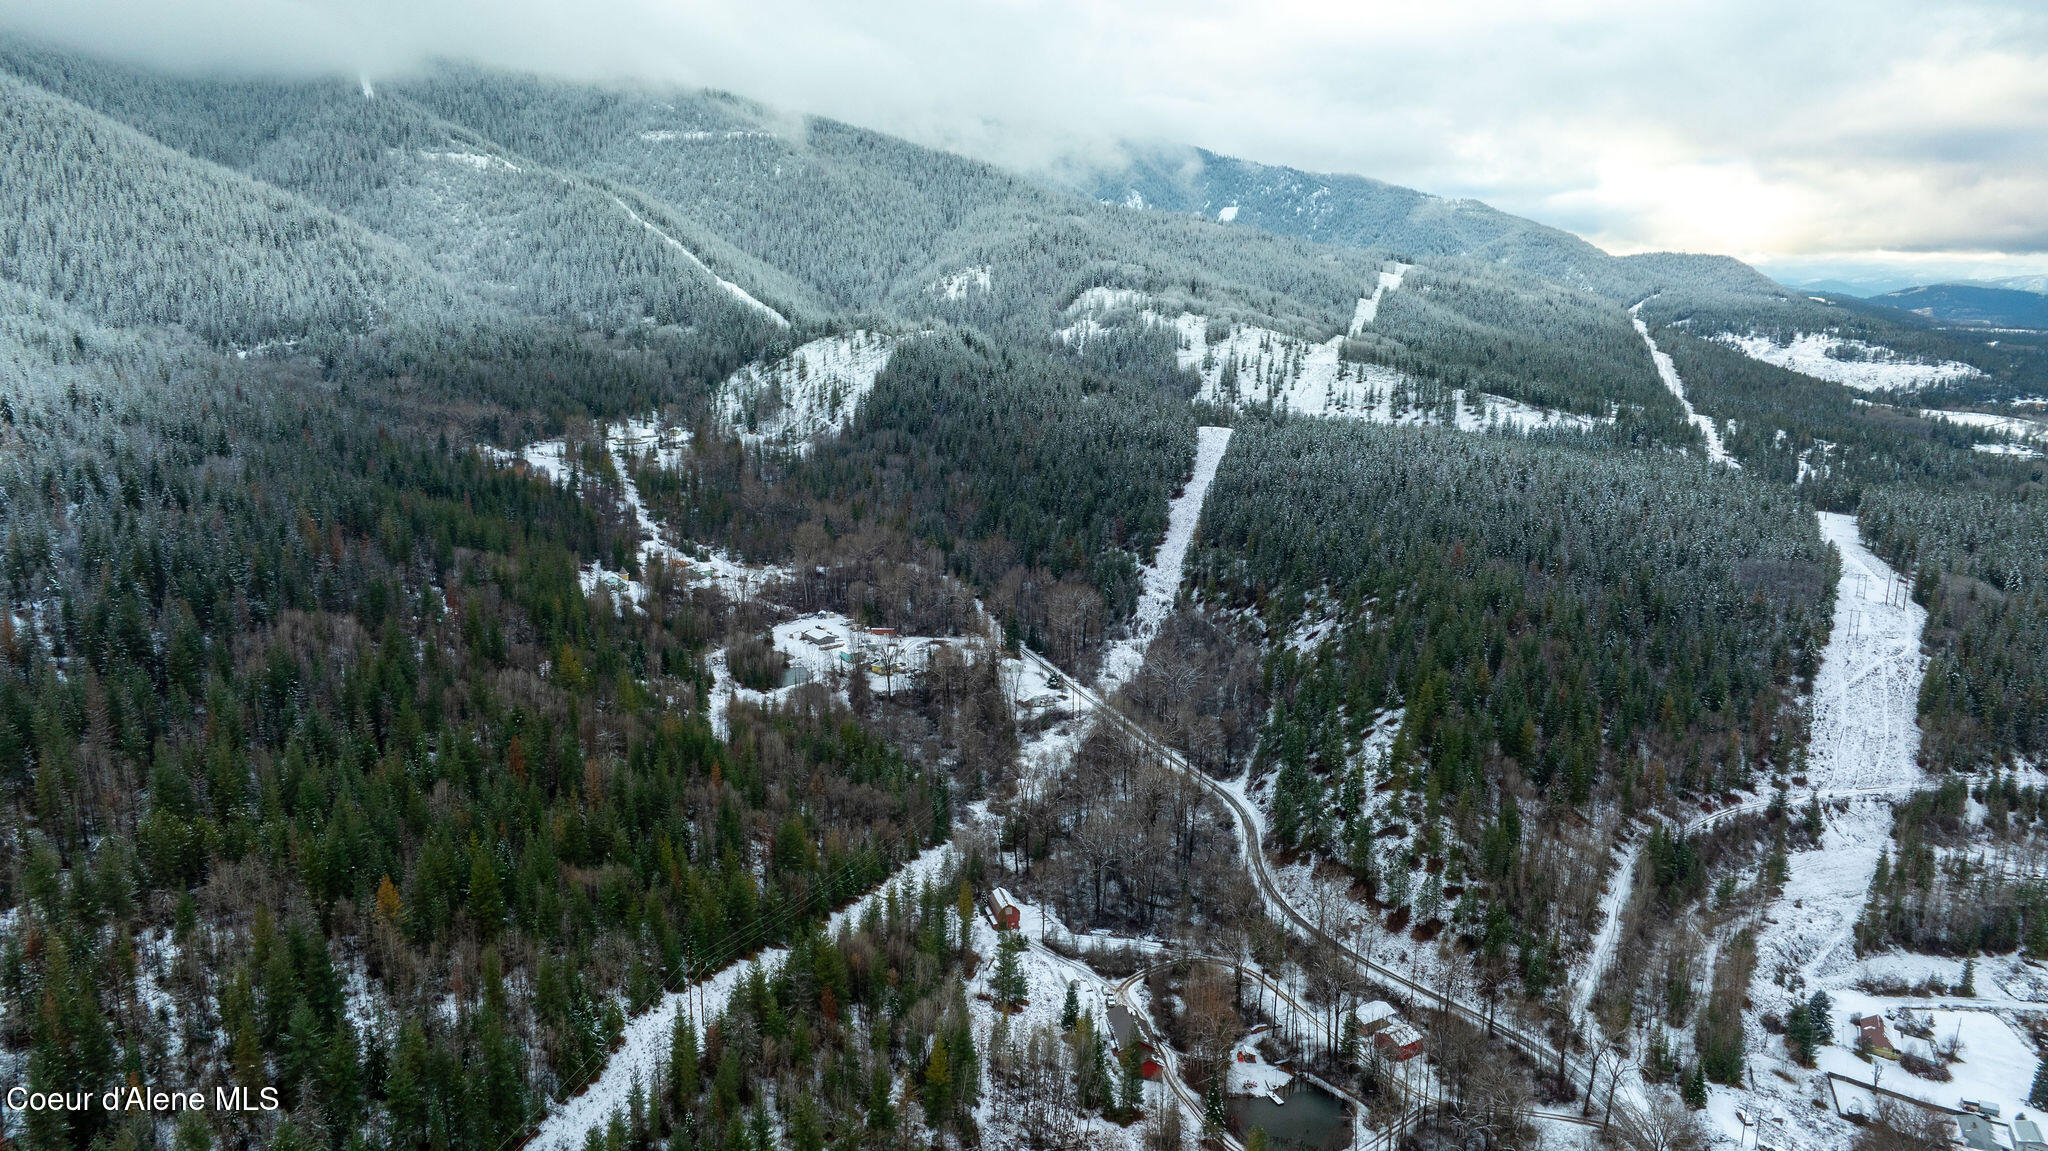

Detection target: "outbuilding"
[987, 888, 1021, 931]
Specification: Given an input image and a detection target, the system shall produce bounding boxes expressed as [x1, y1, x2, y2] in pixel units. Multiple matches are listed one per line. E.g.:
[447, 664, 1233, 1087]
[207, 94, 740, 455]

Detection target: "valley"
[0, 29, 2045, 1151]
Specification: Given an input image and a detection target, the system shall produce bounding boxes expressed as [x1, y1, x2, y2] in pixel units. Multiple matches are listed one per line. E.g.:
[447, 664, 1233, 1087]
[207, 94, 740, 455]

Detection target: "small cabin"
[987, 888, 1021, 931]
[1851, 1012, 1893, 1053]
[1373, 1022, 1426, 1062]
[1353, 1000, 1398, 1035]
[1956, 1114, 2004, 1151]
[798, 627, 837, 647]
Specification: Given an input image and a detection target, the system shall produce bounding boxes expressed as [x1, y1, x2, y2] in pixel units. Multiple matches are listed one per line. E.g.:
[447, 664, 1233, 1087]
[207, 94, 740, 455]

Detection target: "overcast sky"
[7, 0, 2047, 285]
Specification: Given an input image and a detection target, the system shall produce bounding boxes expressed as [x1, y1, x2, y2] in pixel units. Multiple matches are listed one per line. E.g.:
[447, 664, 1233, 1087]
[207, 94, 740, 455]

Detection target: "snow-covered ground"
[1097, 426, 1232, 695]
[527, 844, 962, 1151]
[1632, 303, 1737, 467]
[604, 193, 789, 327]
[1056, 288, 1605, 433]
[418, 149, 521, 173]
[1705, 512, 1938, 1150]
[1573, 828, 1647, 1017]
[931, 265, 992, 300]
[483, 417, 793, 636]
[1747, 513, 1924, 993]
[1916, 407, 2047, 441]
[712, 330, 897, 451]
[1349, 263, 1414, 334]
[1715, 332, 1983, 392]
[1976, 442, 2046, 457]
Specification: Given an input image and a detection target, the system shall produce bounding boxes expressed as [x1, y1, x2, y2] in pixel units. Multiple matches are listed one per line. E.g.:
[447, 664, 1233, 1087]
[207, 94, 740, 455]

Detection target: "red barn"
[1373, 1022, 1426, 1062]
[987, 888, 1021, 931]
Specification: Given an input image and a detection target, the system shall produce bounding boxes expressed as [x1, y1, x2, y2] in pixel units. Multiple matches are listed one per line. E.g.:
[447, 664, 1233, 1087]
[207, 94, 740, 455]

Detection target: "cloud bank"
[4, 0, 2045, 277]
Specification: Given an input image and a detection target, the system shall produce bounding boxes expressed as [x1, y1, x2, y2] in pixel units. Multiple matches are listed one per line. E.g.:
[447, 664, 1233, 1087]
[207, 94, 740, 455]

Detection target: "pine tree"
[992, 935, 1028, 1008]
[924, 1037, 952, 1127]
[1807, 991, 1832, 1047]
[1784, 1002, 1815, 1066]
[1681, 1064, 1708, 1109]
[1959, 957, 1977, 997]
[2031, 1059, 2048, 1110]
[1060, 981, 1080, 1030]
[1119, 1045, 1145, 1117]
[789, 1094, 824, 1151]
[669, 1014, 700, 1117]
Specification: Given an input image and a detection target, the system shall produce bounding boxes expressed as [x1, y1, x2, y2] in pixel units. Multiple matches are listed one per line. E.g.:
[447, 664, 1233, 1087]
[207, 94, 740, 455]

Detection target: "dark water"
[1225, 1078, 1352, 1151]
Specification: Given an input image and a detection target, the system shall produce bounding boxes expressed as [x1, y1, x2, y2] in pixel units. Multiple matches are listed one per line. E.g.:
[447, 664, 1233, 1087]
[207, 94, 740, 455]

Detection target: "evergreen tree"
[1060, 981, 1080, 1030]
[992, 935, 1028, 1008]
[1681, 1064, 1708, 1110]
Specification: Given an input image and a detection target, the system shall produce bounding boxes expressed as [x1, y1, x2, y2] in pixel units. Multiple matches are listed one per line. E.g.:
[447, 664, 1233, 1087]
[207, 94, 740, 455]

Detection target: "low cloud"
[4, 0, 2044, 272]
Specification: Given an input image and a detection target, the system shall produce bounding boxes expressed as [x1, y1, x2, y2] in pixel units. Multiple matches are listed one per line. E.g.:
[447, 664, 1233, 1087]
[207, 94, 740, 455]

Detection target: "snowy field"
[712, 330, 898, 451]
[1746, 513, 1925, 997]
[1715, 332, 1983, 391]
[1710, 513, 1942, 1150]
[1097, 426, 1233, 695]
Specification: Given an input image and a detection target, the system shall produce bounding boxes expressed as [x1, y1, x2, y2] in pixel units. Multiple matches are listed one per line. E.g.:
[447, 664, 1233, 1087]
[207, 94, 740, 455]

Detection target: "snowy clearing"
[1057, 289, 1605, 433]
[712, 329, 897, 451]
[1632, 303, 1737, 466]
[1709, 512, 1932, 1150]
[1715, 332, 1983, 392]
[418, 149, 520, 173]
[527, 844, 962, 1151]
[1097, 426, 1232, 695]
[1349, 262, 1414, 334]
[931, 265, 992, 300]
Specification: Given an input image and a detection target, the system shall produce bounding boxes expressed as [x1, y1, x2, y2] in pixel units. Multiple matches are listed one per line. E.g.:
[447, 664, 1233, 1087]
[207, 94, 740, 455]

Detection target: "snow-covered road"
[1097, 425, 1232, 695]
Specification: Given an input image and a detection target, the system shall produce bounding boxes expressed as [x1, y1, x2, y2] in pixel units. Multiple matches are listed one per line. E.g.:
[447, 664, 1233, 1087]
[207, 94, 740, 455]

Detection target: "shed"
[1373, 1022, 1426, 1062]
[987, 888, 1020, 931]
[2012, 1117, 2043, 1151]
[1851, 1012, 1893, 1053]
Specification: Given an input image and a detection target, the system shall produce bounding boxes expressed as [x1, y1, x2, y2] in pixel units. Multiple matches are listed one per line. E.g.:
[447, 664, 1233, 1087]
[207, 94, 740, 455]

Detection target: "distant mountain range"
[1043, 143, 1779, 303]
[1867, 282, 2048, 329]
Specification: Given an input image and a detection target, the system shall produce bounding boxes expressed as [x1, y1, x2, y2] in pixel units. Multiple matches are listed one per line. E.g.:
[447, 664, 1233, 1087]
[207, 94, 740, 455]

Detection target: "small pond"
[1225, 1078, 1352, 1151]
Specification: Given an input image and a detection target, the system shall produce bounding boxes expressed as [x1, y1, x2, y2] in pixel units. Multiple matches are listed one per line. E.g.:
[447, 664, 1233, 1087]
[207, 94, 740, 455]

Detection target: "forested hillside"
[1053, 143, 1780, 304]
[0, 72, 452, 345]
[1860, 488, 2048, 771]
[1192, 420, 1834, 998]
[0, 309, 966, 1149]
[5, 29, 2048, 1151]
